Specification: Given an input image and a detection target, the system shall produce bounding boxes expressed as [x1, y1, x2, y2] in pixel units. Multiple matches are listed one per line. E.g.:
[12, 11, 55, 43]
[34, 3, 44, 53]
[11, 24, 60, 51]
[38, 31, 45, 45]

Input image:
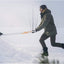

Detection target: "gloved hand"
[0, 32, 3, 36]
[32, 30, 37, 33]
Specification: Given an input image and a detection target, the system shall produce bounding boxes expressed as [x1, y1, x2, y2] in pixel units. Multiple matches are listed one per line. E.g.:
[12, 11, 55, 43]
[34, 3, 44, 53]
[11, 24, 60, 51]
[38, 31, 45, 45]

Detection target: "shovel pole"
[2, 31, 32, 36]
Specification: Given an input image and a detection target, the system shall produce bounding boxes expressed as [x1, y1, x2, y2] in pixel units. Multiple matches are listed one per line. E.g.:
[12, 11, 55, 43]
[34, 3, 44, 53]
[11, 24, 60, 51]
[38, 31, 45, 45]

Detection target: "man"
[32, 5, 64, 56]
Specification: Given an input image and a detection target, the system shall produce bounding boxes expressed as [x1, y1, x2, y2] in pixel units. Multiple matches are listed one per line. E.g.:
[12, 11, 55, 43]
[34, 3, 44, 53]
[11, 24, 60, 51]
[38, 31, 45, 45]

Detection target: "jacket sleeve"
[36, 13, 51, 31]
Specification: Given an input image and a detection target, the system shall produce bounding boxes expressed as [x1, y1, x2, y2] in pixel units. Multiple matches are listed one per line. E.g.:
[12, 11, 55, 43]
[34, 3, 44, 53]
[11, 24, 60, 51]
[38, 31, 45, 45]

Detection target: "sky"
[0, 0, 64, 32]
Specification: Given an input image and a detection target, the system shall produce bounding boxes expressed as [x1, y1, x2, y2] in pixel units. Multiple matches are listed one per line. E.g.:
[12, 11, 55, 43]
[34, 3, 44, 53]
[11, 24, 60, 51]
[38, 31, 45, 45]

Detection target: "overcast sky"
[0, 0, 64, 30]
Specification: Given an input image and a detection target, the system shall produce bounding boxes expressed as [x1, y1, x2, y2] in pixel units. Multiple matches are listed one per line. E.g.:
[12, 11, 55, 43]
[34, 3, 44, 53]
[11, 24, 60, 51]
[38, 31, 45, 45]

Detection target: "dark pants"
[40, 34, 63, 49]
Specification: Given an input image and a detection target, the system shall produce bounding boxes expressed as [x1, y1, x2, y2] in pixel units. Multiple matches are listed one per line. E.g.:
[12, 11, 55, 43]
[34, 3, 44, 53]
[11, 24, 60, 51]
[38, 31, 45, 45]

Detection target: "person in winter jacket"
[32, 5, 64, 56]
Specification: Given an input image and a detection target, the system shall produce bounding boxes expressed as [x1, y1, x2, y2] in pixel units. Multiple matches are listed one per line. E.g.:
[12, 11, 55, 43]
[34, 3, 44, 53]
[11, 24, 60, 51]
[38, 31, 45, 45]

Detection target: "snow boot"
[42, 47, 49, 56]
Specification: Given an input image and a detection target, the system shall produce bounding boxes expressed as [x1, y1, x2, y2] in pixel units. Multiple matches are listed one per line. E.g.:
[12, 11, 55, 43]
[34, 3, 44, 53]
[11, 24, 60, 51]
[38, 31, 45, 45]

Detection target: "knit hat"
[40, 5, 47, 9]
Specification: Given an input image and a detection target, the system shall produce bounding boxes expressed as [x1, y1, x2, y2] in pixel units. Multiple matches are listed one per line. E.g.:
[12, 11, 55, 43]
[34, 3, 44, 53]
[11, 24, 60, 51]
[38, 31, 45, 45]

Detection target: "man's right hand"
[32, 30, 36, 33]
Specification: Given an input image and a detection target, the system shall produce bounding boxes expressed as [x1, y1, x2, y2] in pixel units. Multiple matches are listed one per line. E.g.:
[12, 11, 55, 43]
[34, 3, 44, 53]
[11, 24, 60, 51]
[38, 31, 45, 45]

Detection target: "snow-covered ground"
[0, 28, 64, 64]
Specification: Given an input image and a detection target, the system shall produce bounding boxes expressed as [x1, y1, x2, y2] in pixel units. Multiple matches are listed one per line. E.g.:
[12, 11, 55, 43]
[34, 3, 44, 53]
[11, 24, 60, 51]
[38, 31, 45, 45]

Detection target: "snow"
[0, 28, 64, 64]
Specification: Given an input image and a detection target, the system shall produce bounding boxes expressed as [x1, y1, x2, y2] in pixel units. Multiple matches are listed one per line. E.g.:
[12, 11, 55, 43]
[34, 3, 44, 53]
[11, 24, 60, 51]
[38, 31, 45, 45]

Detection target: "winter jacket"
[36, 9, 57, 36]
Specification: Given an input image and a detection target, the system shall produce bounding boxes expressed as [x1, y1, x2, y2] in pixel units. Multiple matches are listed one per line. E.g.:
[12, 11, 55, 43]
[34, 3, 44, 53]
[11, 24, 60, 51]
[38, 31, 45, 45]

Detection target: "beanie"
[40, 5, 47, 9]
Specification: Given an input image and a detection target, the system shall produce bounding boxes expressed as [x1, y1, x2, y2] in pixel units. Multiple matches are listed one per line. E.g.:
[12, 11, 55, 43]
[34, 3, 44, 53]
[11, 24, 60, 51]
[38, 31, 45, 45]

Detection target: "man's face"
[40, 8, 43, 13]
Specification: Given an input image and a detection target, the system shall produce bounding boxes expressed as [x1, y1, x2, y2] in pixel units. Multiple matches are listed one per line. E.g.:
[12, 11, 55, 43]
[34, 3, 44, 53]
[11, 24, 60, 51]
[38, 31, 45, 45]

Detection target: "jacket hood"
[40, 9, 51, 19]
[44, 9, 51, 14]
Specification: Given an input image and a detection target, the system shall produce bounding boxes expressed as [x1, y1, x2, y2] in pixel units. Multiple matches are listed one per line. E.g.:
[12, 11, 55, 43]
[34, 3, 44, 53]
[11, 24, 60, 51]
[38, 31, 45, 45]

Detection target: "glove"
[0, 32, 3, 36]
[32, 30, 36, 33]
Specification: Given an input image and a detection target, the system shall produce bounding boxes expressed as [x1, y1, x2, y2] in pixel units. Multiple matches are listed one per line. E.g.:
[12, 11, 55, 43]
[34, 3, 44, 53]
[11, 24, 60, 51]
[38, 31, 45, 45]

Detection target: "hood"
[40, 9, 51, 19]
[44, 9, 51, 14]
